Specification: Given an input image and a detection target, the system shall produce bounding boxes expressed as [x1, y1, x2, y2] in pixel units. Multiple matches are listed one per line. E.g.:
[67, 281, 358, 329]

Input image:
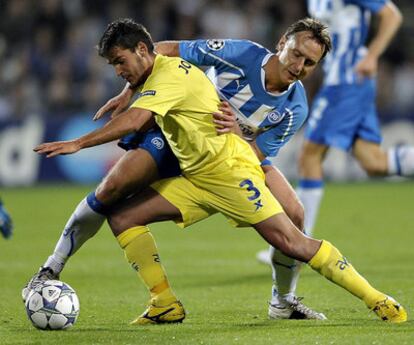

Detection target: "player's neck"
[264, 55, 289, 93]
[134, 53, 156, 88]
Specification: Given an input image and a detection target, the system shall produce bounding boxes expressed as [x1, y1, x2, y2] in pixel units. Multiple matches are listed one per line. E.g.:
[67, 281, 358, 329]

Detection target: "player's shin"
[308, 240, 385, 308]
[270, 246, 301, 303]
[44, 193, 106, 274]
[296, 179, 324, 237]
[116, 226, 177, 306]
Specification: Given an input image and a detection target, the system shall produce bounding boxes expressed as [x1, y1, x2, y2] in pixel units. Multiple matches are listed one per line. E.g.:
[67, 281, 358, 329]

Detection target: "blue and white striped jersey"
[179, 39, 308, 158]
[307, 0, 387, 86]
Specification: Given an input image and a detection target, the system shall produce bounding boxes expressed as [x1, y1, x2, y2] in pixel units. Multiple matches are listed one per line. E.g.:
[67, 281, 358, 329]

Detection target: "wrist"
[367, 51, 380, 60]
[74, 138, 84, 150]
[366, 42, 383, 60]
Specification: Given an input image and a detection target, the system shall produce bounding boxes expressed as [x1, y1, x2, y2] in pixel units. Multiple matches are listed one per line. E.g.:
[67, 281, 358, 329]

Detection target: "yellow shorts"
[151, 161, 283, 228]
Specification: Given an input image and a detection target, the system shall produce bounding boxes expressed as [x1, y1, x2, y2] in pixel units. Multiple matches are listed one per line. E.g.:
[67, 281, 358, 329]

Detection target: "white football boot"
[22, 266, 59, 302]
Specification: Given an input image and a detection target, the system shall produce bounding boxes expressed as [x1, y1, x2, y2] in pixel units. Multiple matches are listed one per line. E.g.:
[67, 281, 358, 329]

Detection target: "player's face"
[107, 42, 152, 88]
[277, 31, 324, 84]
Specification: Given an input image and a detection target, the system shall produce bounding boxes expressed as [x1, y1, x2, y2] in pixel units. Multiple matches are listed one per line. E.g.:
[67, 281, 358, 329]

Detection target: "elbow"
[393, 6, 403, 27]
[387, 2, 403, 28]
[125, 110, 146, 132]
[396, 10, 403, 27]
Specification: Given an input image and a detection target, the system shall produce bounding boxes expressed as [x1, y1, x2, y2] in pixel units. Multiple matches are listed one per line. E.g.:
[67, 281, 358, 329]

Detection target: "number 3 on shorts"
[239, 179, 261, 200]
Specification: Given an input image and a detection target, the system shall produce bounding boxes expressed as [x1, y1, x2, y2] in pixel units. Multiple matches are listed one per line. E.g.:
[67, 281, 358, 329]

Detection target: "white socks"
[387, 145, 414, 176]
[44, 197, 105, 275]
[296, 180, 324, 237]
[269, 179, 324, 303]
[270, 246, 301, 305]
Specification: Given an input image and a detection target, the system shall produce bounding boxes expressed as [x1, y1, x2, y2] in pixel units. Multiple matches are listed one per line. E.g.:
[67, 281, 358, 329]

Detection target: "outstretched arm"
[355, 1, 402, 78]
[35, 108, 153, 158]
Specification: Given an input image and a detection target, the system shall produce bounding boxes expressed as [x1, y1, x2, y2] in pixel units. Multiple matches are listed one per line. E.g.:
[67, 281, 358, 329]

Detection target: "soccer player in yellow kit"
[35, 19, 407, 324]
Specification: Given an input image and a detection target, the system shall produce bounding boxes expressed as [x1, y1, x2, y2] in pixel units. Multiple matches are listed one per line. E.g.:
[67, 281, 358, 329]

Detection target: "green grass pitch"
[0, 182, 413, 344]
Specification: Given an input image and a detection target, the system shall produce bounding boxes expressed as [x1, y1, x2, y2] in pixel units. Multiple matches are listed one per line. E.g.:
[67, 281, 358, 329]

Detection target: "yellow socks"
[117, 226, 177, 306]
[309, 240, 385, 308]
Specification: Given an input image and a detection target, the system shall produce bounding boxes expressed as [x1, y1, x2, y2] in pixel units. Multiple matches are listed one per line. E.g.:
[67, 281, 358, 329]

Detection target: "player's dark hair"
[98, 18, 154, 57]
[285, 17, 332, 60]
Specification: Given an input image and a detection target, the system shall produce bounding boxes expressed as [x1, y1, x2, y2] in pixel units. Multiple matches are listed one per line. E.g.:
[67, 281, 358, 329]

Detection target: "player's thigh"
[198, 168, 283, 227]
[253, 212, 320, 262]
[262, 165, 304, 230]
[298, 140, 329, 178]
[352, 139, 387, 175]
[107, 187, 181, 236]
[96, 149, 160, 204]
[151, 177, 214, 228]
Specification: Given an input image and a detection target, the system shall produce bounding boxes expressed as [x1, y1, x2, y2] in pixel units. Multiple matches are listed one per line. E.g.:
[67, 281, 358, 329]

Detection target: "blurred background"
[0, 0, 413, 186]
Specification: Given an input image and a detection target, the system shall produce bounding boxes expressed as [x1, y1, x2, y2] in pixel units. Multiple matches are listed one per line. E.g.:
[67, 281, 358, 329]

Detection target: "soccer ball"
[25, 280, 80, 330]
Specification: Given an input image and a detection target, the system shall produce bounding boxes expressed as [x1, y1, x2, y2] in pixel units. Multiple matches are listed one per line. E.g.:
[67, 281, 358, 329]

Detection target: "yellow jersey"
[130, 54, 260, 176]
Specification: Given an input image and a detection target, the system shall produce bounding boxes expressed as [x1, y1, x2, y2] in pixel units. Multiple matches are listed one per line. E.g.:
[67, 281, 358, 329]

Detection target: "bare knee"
[95, 176, 125, 205]
[298, 142, 327, 178]
[262, 165, 305, 231]
[353, 140, 388, 176]
[255, 214, 318, 262]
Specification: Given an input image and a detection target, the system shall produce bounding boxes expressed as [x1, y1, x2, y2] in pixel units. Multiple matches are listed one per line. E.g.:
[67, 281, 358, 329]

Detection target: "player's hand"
[93, 87, 134, 121]
[33, 140, 81, 158]
[355, 54, 378, 80]
[212, 101, 236, 134]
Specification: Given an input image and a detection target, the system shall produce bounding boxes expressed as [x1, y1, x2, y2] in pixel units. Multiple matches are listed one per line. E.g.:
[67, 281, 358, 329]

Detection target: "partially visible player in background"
[25, 18, 331, 321]
[297, 1, 413, 236]
[0, 197, 13, 239]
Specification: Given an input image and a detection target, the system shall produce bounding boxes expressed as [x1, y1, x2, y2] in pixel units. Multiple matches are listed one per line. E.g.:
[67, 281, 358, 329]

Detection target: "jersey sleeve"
[130, 76, 185, 116]
[179, 39, 265, 75]
[255, 104, 308, 158]
[345, 0, 387, 13]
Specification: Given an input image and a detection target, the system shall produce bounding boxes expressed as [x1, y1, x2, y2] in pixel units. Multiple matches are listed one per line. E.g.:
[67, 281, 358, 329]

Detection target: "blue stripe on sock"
[395, 146, 402, 176]
[86, 192, 108, 215]
[68, 231, 75, 257]
[298, 179, 324, 189]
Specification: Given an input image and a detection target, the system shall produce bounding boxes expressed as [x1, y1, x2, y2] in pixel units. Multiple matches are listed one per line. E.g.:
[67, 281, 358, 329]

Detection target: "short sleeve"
[130, 78, 185, 116]
[179, 39, 265, 76]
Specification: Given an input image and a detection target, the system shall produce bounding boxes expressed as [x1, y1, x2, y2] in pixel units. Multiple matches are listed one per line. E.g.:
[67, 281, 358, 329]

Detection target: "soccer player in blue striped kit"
[297, 0, 414, 236]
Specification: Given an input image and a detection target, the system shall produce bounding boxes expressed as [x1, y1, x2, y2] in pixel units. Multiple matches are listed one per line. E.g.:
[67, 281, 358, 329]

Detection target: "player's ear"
[135, 42, 148, 57]
[277, 35, 287, 52]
